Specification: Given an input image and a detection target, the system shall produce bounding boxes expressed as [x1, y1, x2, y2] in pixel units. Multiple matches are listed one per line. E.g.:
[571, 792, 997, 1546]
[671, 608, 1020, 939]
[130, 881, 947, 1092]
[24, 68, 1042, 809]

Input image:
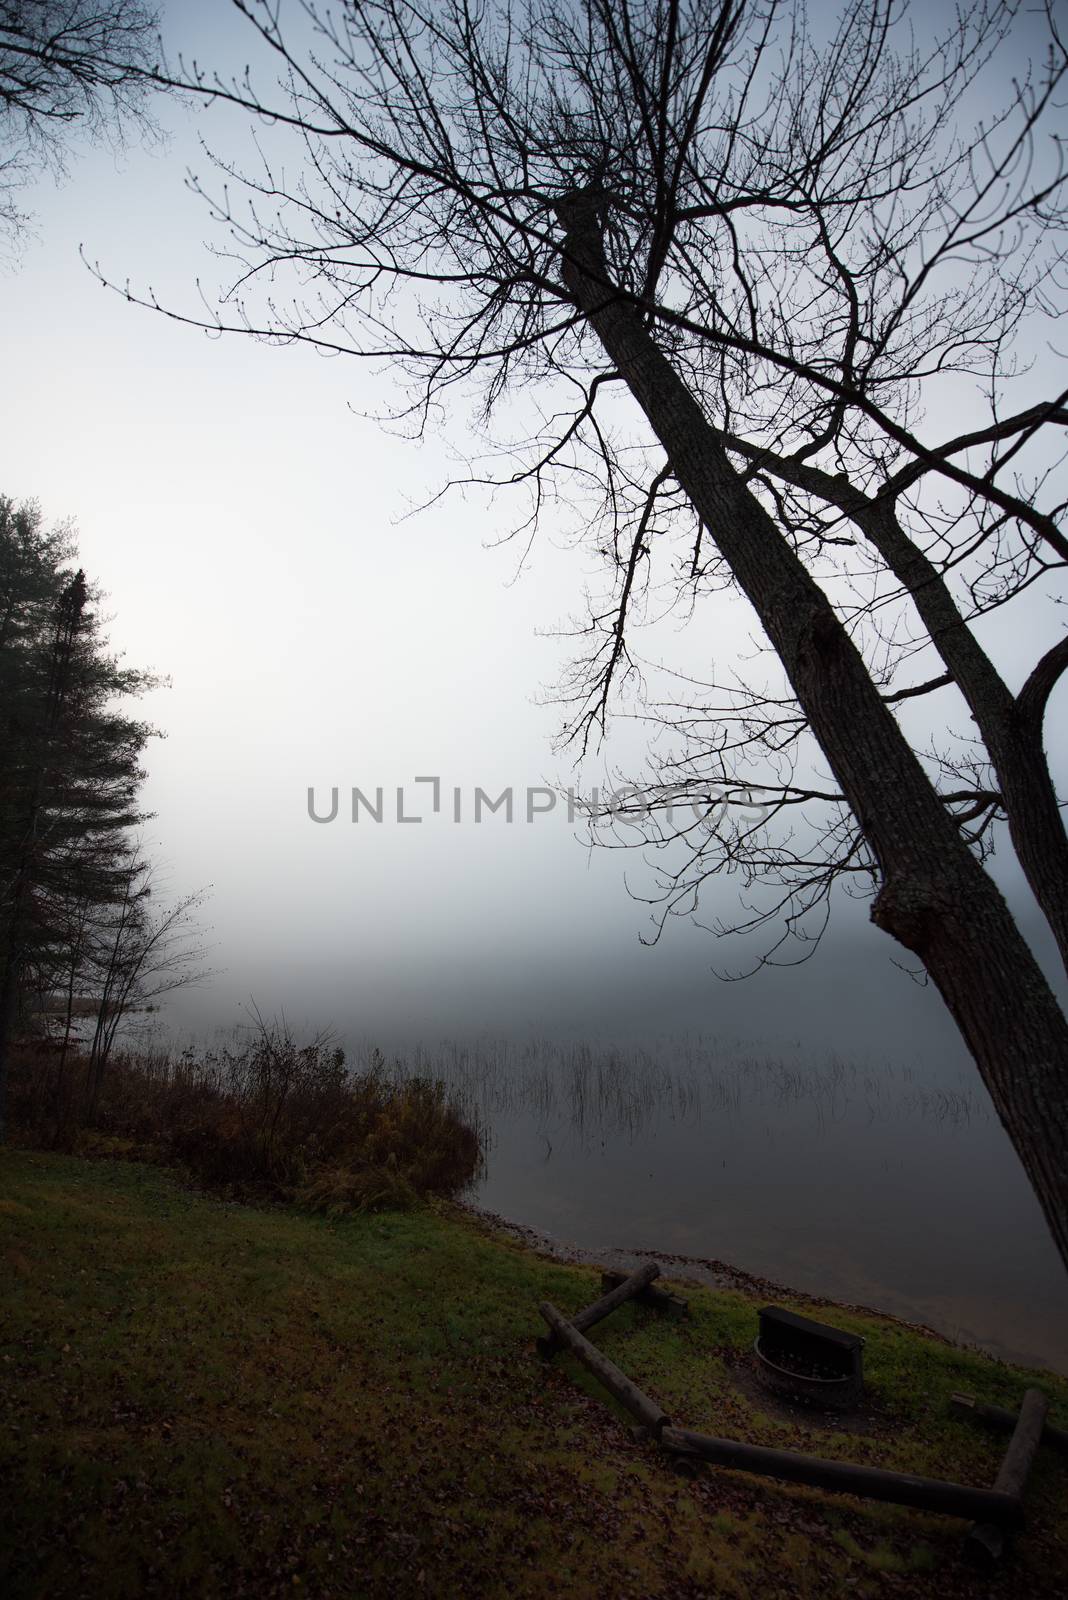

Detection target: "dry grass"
[8, 1026, 482, 1211]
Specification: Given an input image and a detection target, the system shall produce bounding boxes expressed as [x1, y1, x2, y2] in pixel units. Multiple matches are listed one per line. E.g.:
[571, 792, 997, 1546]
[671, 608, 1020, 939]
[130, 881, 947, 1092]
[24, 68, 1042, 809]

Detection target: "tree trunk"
[556, 191, 1068, 1271]
[0, 869, 32, 1139]
[704, 447, 1068, 977]
[0, 570, 88, 1136]
[857, 499, 1068, 978]
[0, 933, 21, 1139]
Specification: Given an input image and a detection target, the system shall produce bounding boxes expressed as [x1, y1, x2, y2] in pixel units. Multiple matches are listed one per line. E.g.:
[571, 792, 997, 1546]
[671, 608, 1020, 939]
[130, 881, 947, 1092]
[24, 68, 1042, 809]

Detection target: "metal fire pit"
[754, 1306, 864, 1412]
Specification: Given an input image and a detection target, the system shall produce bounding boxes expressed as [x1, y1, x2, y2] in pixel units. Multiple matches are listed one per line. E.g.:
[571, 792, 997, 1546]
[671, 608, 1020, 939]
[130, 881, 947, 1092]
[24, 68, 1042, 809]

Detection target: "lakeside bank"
[2, 1148, 1067, 1597]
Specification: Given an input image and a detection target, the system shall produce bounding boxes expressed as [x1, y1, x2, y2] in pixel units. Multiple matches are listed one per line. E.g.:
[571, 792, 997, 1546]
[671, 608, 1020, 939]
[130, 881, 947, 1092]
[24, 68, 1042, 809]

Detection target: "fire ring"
[752, 1307, 864, 1412]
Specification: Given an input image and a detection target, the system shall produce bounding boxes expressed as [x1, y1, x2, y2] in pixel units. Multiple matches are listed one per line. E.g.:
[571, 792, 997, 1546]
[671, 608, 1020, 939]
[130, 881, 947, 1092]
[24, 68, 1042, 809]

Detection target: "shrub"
[295, 1159, 419, 1216]
[7, 1021, 483, 1210]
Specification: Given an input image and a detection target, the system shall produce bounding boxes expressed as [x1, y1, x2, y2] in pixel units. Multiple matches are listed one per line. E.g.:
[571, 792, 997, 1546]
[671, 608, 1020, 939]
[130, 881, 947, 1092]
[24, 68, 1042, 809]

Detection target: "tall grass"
[371, 1035, 984, 1147]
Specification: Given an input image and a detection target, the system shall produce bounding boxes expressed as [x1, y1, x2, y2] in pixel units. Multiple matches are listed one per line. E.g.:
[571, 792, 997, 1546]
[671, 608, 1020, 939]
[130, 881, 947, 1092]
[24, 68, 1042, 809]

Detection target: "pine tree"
[0, 497, 158, 1129]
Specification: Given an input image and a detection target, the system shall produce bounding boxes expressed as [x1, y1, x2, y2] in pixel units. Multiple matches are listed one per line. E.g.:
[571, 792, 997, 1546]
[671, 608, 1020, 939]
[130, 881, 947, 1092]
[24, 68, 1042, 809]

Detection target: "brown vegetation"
[6, 1022, 483, 1211]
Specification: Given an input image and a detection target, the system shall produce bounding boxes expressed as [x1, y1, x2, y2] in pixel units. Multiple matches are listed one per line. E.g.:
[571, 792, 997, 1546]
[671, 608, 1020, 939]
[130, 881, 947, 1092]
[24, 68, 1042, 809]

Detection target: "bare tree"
[84, 860, 211, 1108]
[0, 0, 161, 242]
[100, 1, 1068, 1265]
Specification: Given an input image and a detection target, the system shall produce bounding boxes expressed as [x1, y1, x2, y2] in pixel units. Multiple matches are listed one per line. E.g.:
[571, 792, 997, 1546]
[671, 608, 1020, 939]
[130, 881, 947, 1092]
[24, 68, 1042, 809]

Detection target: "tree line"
[0, 496, 206, 1132]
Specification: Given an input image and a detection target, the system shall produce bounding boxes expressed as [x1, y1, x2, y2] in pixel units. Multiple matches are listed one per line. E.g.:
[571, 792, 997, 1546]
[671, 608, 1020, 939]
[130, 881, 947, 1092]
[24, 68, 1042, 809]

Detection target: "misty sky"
[1, 0, 1064, 1071]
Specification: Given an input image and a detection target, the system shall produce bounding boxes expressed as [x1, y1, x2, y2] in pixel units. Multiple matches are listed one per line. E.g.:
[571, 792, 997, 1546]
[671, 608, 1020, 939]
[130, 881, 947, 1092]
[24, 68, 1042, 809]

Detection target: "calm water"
[390, 1037, 1068, 1373]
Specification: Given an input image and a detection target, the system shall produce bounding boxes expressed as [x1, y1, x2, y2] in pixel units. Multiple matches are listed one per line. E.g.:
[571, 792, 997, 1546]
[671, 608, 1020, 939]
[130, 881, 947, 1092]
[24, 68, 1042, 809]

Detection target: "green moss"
[1, 1148, 1066, 1598]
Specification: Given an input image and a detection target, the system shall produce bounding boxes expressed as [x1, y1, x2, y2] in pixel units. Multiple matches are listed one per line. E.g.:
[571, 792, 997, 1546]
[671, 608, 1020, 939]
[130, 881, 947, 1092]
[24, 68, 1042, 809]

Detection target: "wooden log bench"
[659, 1425, 1024, 1525]
[600, 1269, 688, 1319]
[953, 1388, 1051, 1565]
[538, 1300, 671, 1438]
[950, 1392, 1068, 1453]
[533, 1294, 1050, 1560]
[536, 1261, 662, 1357]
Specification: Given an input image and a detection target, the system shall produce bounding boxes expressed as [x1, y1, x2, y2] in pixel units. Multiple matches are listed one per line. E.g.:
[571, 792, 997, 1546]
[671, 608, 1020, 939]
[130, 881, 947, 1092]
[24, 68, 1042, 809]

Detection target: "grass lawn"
[1, 1148, 1066, 1597]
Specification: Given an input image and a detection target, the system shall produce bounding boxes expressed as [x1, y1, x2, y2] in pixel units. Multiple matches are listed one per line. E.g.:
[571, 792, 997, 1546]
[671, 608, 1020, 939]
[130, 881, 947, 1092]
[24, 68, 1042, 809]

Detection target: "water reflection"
[376, 1036, 1067, 1374]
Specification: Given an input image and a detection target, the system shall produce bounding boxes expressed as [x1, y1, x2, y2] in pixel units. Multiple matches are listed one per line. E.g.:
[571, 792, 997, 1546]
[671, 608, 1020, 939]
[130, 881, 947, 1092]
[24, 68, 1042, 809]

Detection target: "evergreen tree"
[0, 496, 157, 1129]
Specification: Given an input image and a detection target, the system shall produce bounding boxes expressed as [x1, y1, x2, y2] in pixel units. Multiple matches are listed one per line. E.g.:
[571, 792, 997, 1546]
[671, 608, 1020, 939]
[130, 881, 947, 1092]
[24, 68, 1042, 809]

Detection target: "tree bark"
[556, 190, 1068, 1271]
[855, 499, 1068, 979]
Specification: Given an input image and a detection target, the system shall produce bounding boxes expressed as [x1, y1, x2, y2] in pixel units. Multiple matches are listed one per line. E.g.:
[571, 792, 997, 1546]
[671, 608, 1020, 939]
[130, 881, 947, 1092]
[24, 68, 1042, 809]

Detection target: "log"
[601, 1269, 688, 1318]
[537, 1262, 660, 1356]
[538, 1300, 670, 1438]
[660, 1426, 1023, 1526]
[963, 1388, 1048, 1566]
[950, 1392, 1068, 1453]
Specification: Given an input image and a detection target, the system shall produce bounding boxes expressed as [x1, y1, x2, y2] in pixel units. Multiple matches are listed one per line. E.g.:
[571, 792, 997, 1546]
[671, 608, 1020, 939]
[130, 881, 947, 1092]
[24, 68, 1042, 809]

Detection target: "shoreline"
[460, 1199, 1026, 1364]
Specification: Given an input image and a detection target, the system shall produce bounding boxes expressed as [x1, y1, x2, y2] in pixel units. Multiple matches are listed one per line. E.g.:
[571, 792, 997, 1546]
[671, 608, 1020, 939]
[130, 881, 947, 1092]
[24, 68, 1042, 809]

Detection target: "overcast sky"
[1, 0, 1063, 1070]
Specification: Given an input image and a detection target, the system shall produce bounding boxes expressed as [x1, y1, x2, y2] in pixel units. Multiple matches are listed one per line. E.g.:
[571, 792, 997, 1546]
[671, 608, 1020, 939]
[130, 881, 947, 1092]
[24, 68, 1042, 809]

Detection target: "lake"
[388, 1036, 1068, 1374]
